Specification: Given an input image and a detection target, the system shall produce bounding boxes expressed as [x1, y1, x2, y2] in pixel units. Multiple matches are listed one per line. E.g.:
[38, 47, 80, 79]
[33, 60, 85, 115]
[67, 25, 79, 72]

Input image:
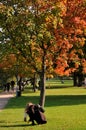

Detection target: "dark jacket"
[26, 104, 47, 125]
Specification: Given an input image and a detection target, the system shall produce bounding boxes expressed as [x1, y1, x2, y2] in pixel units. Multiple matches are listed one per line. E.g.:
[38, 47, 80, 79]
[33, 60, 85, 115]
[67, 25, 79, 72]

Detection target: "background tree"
[62, 0, 86, 86]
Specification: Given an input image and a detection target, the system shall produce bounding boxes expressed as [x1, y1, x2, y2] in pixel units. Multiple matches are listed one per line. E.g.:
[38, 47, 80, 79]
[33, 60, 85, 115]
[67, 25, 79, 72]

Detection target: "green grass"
[0, 86, 86, 130]
[46, 79, 73, 88]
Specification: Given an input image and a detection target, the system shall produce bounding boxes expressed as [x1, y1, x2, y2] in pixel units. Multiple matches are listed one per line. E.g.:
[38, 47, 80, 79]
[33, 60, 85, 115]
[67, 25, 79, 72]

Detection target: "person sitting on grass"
[24, 102, 47, 125]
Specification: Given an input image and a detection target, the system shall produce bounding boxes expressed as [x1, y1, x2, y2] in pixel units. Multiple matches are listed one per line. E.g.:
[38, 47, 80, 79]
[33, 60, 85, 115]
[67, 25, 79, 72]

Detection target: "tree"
[0, 0, 86, 107]
[73, 36, 86, 86]
[0, 0, 61, 106]
[61, 0, 86, 86]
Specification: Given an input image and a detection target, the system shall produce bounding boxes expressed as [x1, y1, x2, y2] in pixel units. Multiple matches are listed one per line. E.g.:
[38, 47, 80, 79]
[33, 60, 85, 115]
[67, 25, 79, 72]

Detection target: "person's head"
[25, 102, 33, 112]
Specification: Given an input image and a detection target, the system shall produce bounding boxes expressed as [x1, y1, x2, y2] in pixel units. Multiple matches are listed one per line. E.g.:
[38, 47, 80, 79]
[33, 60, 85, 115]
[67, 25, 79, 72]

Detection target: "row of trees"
[0, 0, 86, 107]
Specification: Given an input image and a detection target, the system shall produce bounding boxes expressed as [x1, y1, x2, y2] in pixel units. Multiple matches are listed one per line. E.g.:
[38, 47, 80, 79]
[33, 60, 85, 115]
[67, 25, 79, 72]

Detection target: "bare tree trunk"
[39, 71, 46, 107]
[39, 55, 46, 108]
[73, 71, 84, 87]
[73, 72, 78, 86]
[18, 77, 22, 91]
[33, 73, 37, 92]
[77, 73, 84, 87]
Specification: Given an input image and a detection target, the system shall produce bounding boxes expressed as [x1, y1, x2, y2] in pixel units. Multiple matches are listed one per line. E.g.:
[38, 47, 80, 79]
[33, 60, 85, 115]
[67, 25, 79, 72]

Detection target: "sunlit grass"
[0, 85, 86, 130]
[46, 79, 73, 88]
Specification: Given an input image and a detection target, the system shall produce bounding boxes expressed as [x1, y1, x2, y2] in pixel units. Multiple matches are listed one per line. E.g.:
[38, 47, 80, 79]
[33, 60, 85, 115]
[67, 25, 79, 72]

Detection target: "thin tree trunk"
[18, 77, 22, 92]
[39, 55, 46, 108]
[33, 73, 37, 92]
[39, 71, 46, 107]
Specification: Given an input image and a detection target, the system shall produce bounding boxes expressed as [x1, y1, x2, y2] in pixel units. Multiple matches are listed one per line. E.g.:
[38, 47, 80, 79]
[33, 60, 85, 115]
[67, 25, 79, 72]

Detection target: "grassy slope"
[0, 80, 86, 130]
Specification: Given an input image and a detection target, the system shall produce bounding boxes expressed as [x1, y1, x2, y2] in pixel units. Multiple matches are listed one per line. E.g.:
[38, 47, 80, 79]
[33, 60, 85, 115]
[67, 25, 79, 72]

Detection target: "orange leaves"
[74, 17, 81, 24]
[0, 60, 11, 70]
[54, 66, 65, 76]
[0, 54, 16, 70]
[73, 17, 86, 29]
[54, 57, 69, 76]
[82, 59, 86, 73]
[68, 49, 81, 65]
[54, 66, 76, 76]
[53, 0, 86, 75]
[75, 29, 83, 35]
[54, 63, 76, 76]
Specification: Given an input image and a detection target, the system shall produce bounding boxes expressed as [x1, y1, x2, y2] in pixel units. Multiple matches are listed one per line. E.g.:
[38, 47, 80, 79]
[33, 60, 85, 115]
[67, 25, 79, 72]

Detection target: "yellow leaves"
[84, 29, 86, 36]
[45, 15, 53, 23]
[47, 74, 54, 78]
[45, 31, 51, 39]
[0, 2, 14, 16]
[45, 14, 63, 29]
[38, 33, 43, 39]
[7, 7, 14, 17]
[80, 37, 85, 46]
[0, 2, 5, 8]
[78, 49, 84, 55]
[0, 3, 6, 13]
[53, 17, 58, 29]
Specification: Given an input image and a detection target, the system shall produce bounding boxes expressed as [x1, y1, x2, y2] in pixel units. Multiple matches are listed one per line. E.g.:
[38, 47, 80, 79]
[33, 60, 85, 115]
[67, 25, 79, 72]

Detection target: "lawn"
[0, 82, 86, 130]
[46, 78, 73, 88]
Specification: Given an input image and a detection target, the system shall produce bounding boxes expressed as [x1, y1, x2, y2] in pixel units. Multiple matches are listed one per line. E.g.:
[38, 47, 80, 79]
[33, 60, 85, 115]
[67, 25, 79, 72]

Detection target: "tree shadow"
[0, 123, 37, 128]
[45, 95, 86, 107]
[0, 120, 6, 123]
[5, 94, 86, 110]
[46, 85, 73, 89]
[6, 95, 40, 109]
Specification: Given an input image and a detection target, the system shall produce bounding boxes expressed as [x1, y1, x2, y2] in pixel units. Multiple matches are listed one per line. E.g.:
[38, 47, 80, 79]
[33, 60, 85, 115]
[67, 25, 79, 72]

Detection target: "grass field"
[0, 80, 86, 130]
[46, 78, 73, 88]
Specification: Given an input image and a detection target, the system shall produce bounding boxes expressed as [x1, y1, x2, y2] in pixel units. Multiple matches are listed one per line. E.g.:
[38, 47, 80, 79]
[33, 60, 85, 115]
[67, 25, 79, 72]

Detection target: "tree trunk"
[18, 77, 22, 91]
[39, 71, 46, 107]
[73, 72, 78, 86]
[77, 73, 84, 87]
[73, 71, 84, 87]
[39, 54, 46, 108]
[33, 73, 37, 92]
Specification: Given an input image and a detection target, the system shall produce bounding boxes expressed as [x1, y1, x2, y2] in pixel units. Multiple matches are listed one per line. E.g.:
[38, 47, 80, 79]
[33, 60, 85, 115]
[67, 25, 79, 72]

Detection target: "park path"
[0, 91, 14, 112]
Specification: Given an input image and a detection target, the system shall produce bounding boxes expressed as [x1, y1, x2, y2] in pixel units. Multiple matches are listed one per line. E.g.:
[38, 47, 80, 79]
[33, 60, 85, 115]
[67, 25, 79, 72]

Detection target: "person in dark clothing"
[33, 104, 47, 124]
[24, 102, 47, 125]
[6, 82, 10, 92]
[3, 84, 7, 91]
[24, 102, 35, 125]
[10, 81, 15, 91]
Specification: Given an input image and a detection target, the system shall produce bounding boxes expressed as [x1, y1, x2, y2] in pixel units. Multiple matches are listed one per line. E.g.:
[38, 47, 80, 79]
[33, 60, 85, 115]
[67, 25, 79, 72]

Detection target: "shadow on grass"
[45, 95, 86, 107]
[6, 94, 86, 109]
[46, 85, 73, 89]
[0, 120, 6, 123]
[0, 123, 37, 128]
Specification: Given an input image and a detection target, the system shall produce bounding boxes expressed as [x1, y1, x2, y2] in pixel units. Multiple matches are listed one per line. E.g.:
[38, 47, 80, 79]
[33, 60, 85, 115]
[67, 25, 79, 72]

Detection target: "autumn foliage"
[0, 0, 86, 106]
[51, 0, 86, 75]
